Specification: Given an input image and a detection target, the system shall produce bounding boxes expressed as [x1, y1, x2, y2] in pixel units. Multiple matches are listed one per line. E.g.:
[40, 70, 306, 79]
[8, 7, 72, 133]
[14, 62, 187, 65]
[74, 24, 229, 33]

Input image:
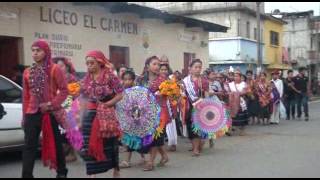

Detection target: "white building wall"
[0, 2, 210, 73]
[133, 2, 264, 40]
[132, 2, 266, 66]
[283, 16, 312, 66]
[186, 11, 239, 38]
[186, 11, 263, 42]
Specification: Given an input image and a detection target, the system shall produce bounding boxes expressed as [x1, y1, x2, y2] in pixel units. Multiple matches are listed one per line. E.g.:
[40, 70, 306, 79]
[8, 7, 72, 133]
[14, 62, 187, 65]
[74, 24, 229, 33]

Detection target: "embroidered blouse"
[23, 64, 68, 116]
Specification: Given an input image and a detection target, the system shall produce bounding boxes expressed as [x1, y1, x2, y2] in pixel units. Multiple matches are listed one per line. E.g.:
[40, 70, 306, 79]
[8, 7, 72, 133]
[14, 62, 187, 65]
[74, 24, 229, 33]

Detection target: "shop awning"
[72, 2, 228, 33]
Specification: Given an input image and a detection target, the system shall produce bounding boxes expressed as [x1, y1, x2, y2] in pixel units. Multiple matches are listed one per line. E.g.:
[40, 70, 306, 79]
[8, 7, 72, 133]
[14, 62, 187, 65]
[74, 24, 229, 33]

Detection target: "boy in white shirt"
[270, 70, 284, 124]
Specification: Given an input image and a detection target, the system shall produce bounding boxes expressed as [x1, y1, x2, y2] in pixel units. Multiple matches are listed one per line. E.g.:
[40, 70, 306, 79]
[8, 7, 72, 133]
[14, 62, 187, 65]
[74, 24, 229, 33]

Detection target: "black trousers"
[285, 97, 296, 119]
[296, 93, 309, 118]
[22, 111, 67, 178]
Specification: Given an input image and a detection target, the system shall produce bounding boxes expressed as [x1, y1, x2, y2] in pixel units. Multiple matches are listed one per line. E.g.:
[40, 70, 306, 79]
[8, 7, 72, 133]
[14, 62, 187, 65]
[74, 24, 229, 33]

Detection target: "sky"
[265, 2, 320, 16]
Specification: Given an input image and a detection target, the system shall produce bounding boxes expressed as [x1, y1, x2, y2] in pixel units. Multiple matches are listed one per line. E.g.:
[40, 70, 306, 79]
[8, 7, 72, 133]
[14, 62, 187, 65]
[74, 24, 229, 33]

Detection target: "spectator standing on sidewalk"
[294, 67, 311, 121]
[283, 70, 300, 120]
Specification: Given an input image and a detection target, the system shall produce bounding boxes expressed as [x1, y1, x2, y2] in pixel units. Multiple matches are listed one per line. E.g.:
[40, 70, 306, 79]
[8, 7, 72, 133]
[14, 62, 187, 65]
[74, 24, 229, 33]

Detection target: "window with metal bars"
[270, 31, 279, 46]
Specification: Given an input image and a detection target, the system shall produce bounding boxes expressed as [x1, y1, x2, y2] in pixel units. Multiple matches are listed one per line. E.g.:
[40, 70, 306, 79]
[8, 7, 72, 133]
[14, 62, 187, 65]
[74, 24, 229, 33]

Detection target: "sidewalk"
[310, 96, 320, 101]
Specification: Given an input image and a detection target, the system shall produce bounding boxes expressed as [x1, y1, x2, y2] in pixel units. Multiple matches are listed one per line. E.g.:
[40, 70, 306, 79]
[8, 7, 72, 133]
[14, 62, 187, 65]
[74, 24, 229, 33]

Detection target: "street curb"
[310, 99, 320, 104]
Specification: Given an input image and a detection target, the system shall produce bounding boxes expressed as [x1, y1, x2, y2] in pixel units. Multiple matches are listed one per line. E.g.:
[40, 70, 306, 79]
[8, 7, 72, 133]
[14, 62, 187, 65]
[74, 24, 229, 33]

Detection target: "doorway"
[109, 46, 129, 71]
[0, 36, 22, 79]
[183, 52, 195, 77]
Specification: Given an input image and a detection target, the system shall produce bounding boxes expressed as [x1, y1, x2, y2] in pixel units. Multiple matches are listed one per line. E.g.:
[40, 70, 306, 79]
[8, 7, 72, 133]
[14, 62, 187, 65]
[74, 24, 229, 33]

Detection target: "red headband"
[31, 39, 51, 59]
[31, 39, 52, 68]
[86, 50, 109, 65]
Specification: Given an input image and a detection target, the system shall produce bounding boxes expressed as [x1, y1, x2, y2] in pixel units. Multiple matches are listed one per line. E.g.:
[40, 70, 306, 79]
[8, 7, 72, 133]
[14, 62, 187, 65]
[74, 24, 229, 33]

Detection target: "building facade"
[280, 10, 320, 93]
[309, 16, 320, 92]
[282, 11, 313, 69]
[0, 2, 227, 79]
[133, 2, 266, 74]
[264, 15, 291, 76]
[209, 37, 264, 73]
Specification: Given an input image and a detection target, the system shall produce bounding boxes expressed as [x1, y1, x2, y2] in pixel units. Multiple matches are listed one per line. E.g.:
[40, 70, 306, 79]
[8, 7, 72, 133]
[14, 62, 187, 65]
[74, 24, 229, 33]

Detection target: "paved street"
[1, 101, 320, 178]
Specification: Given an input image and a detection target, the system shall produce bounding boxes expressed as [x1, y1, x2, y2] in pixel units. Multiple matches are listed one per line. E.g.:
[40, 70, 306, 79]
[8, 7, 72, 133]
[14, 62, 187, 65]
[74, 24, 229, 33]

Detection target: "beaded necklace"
[29, 63, 48, 98]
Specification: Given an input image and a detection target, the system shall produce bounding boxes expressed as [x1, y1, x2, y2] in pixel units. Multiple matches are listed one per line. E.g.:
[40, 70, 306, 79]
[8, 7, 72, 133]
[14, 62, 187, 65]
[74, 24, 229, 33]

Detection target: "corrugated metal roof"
[265, 14, 288, 24]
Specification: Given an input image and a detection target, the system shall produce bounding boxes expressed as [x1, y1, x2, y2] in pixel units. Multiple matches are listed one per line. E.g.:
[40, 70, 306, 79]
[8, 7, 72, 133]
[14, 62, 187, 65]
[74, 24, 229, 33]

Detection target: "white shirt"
[210, 81, 223, 92]
[271, 79, 284, 98]
[228, 81, 247, 111]
[228, 81, 246, 92]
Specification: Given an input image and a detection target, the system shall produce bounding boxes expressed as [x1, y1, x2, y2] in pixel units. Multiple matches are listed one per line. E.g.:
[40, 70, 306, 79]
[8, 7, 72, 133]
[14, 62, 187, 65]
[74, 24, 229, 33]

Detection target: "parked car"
[0, 75, 24, 152]
[0, 103, 5, 119]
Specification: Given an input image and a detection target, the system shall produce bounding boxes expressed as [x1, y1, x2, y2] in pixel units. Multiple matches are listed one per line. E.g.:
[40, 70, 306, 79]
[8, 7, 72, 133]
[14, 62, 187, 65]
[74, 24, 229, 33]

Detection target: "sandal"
[119, 161, 131, 169]
[113, 171, 120, 178]
[143, 162, 154, 171]
[157, 157, 169, 167]
[192, 152, 200, 157]
[192, 149, 200, 157]
[209, 139, 214, 148]
[168, 145, 176, 152]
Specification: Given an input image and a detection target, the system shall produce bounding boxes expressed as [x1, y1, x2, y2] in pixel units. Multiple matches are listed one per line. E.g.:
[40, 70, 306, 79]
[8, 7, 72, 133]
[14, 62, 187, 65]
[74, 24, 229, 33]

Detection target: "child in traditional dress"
[119, 70, 147, 168]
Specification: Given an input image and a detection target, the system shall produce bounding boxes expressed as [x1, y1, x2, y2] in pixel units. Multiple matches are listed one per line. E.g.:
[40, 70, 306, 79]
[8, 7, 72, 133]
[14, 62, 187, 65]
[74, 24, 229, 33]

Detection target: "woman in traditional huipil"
[227, 70, 249, 136]
[255, 72, 272, 125]
[160, 63, 178, 152]
[182, 59, 209, 156]
[245, 70, 259, 125]
[136, 56, 170, 171]
[80, 50, 123, 178]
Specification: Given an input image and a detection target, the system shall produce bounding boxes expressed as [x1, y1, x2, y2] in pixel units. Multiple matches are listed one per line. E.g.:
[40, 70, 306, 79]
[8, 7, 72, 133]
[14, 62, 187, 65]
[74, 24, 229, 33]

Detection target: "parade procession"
[0, 2, 319, 178]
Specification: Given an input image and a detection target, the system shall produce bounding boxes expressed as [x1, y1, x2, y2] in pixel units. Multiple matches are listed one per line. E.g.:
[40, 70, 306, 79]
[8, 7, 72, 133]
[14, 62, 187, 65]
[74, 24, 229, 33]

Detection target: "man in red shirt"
[22, 39, 69, 178]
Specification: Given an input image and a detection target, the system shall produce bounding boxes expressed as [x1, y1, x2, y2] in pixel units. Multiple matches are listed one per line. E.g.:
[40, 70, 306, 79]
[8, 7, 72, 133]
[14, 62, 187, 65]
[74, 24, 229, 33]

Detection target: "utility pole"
[315, 20, 320, 95]
[256, 2, 262, 73]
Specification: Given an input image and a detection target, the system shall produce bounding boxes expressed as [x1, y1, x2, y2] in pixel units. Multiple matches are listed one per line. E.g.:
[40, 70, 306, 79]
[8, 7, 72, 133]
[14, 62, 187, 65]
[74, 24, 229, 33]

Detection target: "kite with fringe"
[116, 86, 160, 150]
[191, 98, 231, 139]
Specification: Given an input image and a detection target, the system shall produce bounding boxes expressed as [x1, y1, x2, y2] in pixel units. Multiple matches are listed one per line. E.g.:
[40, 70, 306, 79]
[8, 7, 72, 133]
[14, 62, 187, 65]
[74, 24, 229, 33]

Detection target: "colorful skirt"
[258, 103, 271, 119]
[247, 98, 260, 117]
[80, 110, 119, 175]
[185, 101, 201, 140]
[127, 146, 149, 154]
[232, 110, 249, 127]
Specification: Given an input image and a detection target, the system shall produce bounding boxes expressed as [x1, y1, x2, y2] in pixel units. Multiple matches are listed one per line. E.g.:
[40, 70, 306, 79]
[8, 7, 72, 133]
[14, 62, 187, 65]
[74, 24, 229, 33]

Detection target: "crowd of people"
[21, 39, 311, 178]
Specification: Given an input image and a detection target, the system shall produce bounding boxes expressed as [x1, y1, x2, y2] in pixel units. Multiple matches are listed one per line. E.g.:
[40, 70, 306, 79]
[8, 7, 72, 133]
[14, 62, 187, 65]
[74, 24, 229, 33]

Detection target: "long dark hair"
[136, 56, 160, 86]
[117, 64, 128, 73]
[141, 55, 160, 77]
[159, 63, 170, 75]
[121, 69, 136, 80]
[189, 59, 202, 68]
